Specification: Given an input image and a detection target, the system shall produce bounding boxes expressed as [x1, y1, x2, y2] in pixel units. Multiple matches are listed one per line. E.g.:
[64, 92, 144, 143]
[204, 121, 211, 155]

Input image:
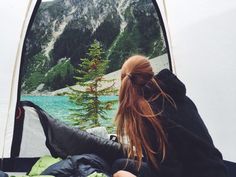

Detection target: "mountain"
[21, 0, 166, 93]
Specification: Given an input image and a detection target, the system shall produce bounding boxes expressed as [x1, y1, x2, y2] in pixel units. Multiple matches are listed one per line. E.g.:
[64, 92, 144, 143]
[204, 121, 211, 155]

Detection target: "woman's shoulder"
[155, 68, 173, 79]
[154, 69, 186, 100]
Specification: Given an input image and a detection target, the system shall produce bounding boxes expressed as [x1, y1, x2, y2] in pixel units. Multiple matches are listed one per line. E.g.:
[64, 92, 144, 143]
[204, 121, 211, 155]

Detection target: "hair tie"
[127, 73, 132, 79]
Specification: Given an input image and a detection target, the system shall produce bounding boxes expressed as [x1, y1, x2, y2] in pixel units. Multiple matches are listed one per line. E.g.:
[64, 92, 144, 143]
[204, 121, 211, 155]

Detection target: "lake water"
[21, 96, 118, 125]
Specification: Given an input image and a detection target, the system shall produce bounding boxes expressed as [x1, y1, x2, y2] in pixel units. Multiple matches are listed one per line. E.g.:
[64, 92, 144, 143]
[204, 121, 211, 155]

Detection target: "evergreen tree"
[67, 40, 118, 130]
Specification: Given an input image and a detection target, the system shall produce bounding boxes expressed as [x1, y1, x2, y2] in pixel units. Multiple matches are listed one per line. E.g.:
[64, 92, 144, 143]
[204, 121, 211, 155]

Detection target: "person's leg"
[111, 159, 156, 177]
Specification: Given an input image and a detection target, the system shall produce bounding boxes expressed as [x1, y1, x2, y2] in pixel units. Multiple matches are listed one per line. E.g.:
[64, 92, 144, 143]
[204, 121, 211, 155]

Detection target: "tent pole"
[1, 0, 34, 163]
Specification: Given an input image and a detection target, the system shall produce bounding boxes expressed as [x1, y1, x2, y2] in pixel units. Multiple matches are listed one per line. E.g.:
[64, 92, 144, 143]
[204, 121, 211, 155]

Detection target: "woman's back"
[114, 55, 227, 177]
[148, 69, 213, 143]
[143, 69, 227, 177]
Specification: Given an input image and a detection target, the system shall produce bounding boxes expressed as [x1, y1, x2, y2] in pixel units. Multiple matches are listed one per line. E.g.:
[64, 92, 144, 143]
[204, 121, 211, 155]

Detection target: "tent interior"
[0, 0, 235, 176]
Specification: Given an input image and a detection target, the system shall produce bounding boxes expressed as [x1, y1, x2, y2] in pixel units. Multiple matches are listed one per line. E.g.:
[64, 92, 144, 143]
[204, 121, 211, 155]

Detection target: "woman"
[112, 55, 227, 177]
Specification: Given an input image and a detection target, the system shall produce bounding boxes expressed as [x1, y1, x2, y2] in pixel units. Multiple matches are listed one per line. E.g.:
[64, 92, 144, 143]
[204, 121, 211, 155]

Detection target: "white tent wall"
[0, 0, 38, 158]
[156, 0, 236, 161]
[0, 0, 235, 163]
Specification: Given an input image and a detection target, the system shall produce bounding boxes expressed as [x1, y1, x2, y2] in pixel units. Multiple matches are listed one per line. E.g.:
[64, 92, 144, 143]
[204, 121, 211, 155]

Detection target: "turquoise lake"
[21, 96, 118, 125]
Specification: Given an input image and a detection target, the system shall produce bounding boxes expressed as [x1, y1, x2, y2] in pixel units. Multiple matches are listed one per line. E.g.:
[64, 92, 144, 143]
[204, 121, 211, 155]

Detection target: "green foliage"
[44, 59, 75, 90]
[149, 39, 165, 58]
[23, 72, 45, 92]
[26, 52, 48, 75]
[52, 26, 92, 65]
[23, 53, 75, 92]
[66, 40, 118, 130]
[107, 24, 142, 72]
[93, 18, 120, 49]
[23, 53, 48, 92]
[107, 7, 164, 72]
[22, 0, 166, 94]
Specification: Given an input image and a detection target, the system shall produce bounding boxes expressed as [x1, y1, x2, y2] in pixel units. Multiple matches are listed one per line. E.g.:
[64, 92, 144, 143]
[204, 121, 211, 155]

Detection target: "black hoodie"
[21, 69, 227, 177]
[143, 69, 227, 177]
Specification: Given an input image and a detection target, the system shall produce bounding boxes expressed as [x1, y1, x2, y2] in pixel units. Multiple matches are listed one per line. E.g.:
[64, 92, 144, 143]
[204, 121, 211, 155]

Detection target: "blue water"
[21, 96, 118, 125]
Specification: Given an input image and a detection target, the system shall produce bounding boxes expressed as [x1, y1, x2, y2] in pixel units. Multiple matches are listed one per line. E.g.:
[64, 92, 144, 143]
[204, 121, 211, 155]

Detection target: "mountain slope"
[21, 0, 166, 93]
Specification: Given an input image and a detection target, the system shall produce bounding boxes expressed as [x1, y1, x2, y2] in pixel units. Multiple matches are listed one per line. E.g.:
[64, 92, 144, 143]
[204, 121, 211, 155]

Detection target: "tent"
[0, 0, 235, 175]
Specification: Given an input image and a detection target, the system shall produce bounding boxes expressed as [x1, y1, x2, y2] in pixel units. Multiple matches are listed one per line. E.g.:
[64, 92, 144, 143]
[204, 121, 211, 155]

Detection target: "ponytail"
[115, 55, 175, 170]
[116, 76, 169, 170]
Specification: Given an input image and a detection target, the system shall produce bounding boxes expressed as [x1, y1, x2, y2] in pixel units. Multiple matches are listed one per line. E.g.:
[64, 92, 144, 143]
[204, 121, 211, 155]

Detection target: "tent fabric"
[19, 106, 51, 157]
[11, 105, 25, 157]
[10, 103, 50, 158]
[0, 0, 235, 171]
[1, 158, 39, 172]
[20, 101, 124, 164]
[0, 0, 39, 159]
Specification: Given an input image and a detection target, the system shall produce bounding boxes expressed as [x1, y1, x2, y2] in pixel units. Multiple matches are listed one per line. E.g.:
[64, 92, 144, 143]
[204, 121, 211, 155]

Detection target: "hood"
[155, 69, 186, 100]
[144, 69, 186, 101]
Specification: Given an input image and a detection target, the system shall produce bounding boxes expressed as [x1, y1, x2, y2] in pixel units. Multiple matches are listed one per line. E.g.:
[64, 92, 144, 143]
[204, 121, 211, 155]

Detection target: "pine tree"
[67, 40, 118, 130]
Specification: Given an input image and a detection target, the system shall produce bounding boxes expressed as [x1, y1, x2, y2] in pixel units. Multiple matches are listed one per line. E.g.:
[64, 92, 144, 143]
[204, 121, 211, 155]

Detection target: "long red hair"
[115, 55, 174, 170]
